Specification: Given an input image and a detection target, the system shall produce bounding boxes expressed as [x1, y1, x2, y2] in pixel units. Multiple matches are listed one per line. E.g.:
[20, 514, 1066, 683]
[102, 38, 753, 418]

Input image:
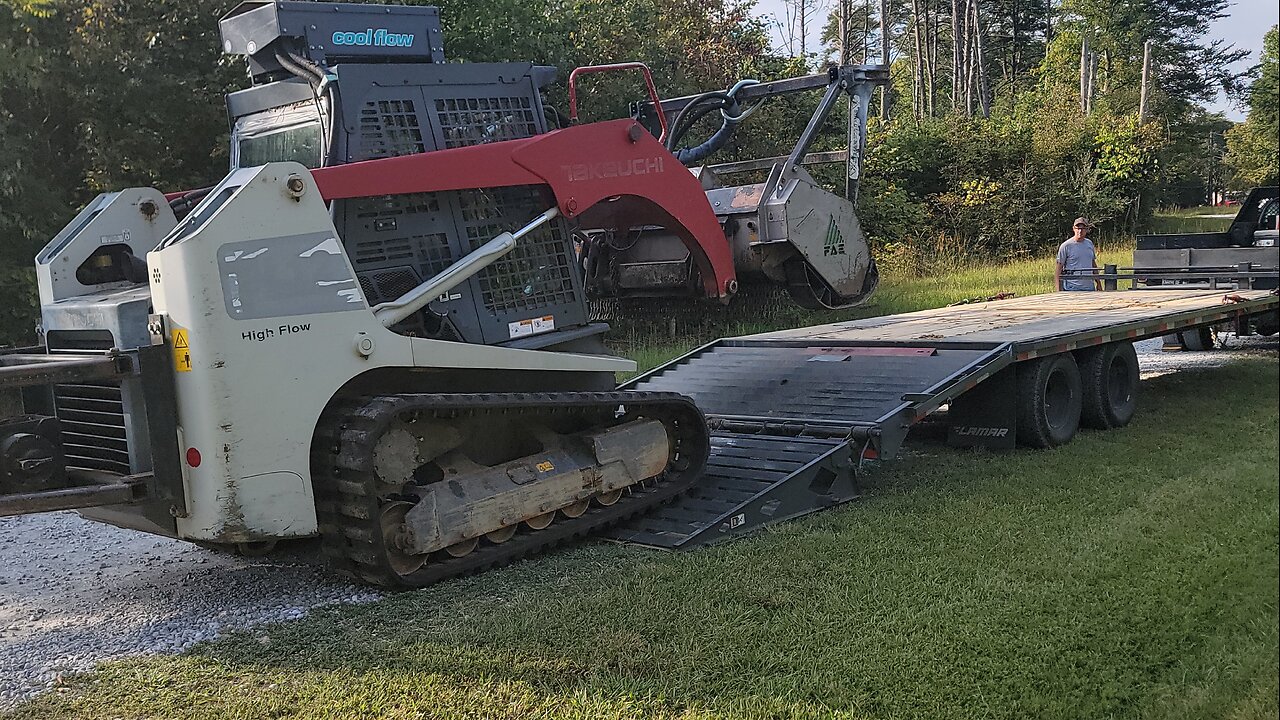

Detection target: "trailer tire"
[1015, 353, 1082, 449]
[1078, 342, 1139, 430]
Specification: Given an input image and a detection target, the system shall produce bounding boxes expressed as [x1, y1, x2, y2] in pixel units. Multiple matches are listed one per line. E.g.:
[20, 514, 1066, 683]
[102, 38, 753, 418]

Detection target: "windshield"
[237, 124, 323, 169]
[232, 101, 324, 169]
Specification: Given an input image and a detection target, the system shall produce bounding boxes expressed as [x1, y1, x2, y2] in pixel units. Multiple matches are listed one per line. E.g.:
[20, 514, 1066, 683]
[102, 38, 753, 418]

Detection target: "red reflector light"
[186, 447, 202, 468]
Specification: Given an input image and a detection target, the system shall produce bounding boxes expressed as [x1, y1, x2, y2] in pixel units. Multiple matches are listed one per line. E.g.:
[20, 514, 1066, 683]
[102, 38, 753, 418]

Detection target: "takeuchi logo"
[561, 156, 665, 182]
[331, 29, 415, 47]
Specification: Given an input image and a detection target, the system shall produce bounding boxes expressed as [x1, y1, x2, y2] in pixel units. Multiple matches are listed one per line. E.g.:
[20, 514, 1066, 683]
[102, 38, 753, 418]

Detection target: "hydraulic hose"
[168, 186, 214, 220]
[664, 92, 732, 151]
[273, 48, 323, 85]
[664, 80, 763, 166]
[274, 47, 342, 167]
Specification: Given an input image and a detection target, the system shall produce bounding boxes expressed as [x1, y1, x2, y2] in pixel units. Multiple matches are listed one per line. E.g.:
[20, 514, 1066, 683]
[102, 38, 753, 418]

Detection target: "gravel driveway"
[1, 333, 1275, 709]
[0, 522, 379, 708]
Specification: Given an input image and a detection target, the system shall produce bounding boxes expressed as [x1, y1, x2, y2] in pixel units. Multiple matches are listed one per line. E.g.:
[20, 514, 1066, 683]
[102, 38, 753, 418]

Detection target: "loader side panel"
[147, 163, 414, 543]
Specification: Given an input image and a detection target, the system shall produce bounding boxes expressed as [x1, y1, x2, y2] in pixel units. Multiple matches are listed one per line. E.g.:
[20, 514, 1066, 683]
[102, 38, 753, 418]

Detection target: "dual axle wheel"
[1015, 341, 1139, 449]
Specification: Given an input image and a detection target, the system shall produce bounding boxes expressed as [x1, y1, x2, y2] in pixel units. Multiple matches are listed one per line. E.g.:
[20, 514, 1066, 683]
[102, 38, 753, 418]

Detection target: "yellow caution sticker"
[536, 460, 555, 473]
[172, 328, 192, 373]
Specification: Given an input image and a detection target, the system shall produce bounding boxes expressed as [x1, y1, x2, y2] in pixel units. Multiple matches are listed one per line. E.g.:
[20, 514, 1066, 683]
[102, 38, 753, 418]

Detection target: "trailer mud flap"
[946, 366, 1018, 449]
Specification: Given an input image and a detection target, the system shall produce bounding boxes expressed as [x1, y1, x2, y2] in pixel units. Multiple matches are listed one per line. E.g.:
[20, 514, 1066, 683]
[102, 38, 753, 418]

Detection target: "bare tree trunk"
[837, 0, 849, 65]
[927, 0, 937, 116]
[1088, 51, 1098, 113]
[911, 0, 924, 119]
[880, 0, 891, 120]
[800, 0, 807, 58]
[1010, 0, 1019, 99]
[863, 1, 871, 63]
[970, 0, 990, 116]
[1079, 34, 1089, 113]
[951, 0, 962, 112]
[962, 0, 972, 114]
[1138, 39, 1152, 123]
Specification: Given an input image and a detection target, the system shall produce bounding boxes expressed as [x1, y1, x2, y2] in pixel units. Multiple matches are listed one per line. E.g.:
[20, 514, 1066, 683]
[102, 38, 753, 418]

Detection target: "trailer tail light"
[186, 447, 202, 468]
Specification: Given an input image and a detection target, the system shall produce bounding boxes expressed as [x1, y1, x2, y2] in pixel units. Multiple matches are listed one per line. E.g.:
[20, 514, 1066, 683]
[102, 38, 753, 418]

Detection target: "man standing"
[1056, 217, 1102, 291]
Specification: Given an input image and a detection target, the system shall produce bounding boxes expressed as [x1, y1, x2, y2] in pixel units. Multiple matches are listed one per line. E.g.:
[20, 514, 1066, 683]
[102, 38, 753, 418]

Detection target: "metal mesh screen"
[335, 67, 587, 343]
[369, 267, 423, 301]
[347, 193, 455, 298]
[455, 187, 578, 315]
[359, 98, 427, 158]
[435, 96, 539, 149]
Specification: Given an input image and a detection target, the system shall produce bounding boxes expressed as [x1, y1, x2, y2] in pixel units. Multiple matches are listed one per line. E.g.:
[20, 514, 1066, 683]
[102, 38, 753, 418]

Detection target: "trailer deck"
[609, 288, 1278, 549]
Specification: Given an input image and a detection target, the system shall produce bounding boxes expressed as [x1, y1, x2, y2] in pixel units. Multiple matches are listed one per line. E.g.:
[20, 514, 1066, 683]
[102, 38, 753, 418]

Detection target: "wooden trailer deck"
[751, 288, 1278, 360]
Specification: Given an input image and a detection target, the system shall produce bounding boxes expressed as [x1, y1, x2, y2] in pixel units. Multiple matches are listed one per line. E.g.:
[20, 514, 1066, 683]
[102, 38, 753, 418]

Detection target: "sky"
[752, 0, 1279, 121]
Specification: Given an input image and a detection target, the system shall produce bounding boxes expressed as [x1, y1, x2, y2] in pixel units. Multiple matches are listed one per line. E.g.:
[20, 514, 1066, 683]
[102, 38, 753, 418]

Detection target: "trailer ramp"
[608, 339, 1012, 548]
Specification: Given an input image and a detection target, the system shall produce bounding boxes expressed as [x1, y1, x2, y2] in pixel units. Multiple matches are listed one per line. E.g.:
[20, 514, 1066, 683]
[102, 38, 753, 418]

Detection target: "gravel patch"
[1, 331, 1274, 709]
[0, 516, 379, 708]
[1135, 332, 1279, 377]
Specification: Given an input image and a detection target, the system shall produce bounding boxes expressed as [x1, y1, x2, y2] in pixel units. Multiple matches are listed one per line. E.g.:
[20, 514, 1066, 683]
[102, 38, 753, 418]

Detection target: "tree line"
[1, 0, 1276, 345]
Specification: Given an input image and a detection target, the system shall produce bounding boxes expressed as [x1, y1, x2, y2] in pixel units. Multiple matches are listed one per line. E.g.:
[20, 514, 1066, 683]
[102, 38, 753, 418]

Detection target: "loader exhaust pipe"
[373, 207, 561, 328]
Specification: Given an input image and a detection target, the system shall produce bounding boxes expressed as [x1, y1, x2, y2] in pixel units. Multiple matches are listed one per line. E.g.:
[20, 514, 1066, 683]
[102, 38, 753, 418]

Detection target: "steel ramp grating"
[605, 432, 852, 549]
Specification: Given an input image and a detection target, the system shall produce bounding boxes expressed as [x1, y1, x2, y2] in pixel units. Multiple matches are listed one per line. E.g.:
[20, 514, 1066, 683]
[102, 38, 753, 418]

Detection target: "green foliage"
[0, 0, 237, 346]
[1226, 25, 1279, 189]
[853, 107, 1161, 259]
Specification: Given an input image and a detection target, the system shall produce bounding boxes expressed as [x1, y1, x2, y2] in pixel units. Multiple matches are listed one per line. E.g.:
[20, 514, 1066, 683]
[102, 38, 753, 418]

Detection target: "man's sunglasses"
[1074, 224, 1088, 229]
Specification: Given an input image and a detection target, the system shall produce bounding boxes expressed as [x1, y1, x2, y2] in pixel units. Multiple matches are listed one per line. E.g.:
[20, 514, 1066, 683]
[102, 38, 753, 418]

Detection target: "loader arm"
[309, 119, 738, 300]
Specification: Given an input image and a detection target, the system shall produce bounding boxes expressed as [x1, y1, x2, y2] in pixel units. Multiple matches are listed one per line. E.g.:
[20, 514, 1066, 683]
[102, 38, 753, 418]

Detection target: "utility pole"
[1138, 39, 1152, 123]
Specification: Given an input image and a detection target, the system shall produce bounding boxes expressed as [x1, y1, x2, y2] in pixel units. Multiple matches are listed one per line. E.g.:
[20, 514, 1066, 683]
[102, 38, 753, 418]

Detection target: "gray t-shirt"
[1057, 238, 1097, 291]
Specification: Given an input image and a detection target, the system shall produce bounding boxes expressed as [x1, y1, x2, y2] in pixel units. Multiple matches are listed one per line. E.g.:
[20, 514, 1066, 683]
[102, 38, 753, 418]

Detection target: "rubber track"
[310, 391, 709, 588]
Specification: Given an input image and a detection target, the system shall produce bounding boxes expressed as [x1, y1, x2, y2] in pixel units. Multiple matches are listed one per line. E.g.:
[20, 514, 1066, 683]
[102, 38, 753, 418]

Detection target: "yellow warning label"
[172, 328, 192, 373]
[536, 460, 555, 473]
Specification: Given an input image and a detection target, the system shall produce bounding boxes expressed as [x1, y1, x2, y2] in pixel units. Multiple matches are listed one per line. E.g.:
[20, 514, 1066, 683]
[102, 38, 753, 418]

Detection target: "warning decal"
[172, 328, 192, 373]
[508, 315, 555, 339]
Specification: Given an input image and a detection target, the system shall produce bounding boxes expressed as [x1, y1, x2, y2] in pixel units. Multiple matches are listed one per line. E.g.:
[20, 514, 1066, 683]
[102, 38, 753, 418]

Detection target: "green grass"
[1142, 206, 1236, 234]
[8, 359, 1277, 720]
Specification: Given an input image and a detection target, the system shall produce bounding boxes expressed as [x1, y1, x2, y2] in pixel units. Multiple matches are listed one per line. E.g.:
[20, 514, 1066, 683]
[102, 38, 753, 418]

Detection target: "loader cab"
[218, 1, 603, 353]
[230, 94, 324, 170]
